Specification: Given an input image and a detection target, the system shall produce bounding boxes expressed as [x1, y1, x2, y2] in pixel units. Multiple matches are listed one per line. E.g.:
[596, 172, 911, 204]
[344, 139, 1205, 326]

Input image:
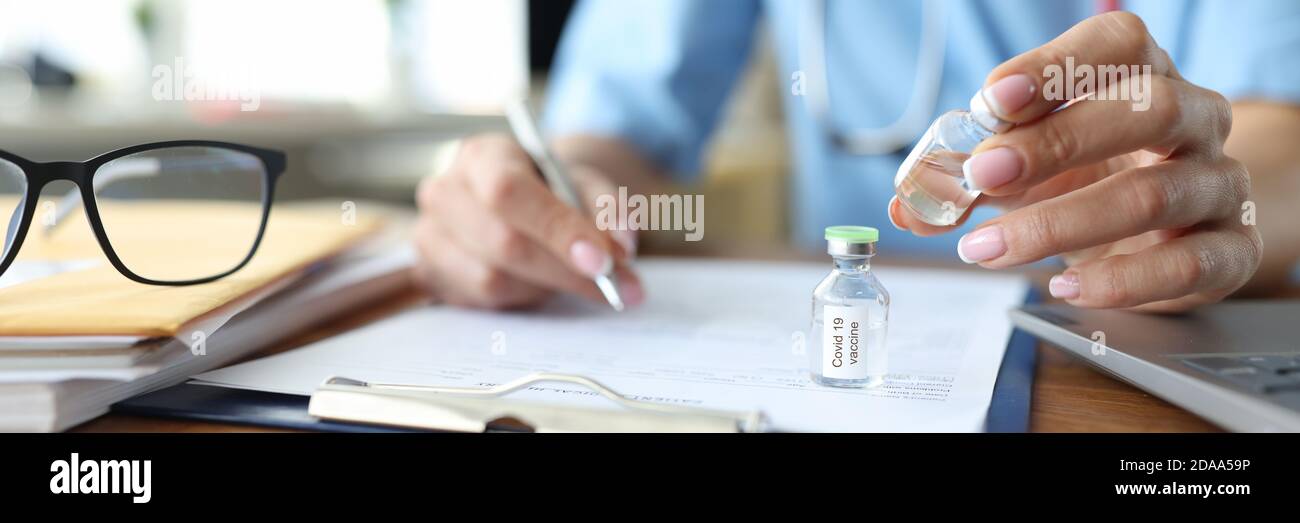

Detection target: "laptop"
[1009, 300, 1300, 432]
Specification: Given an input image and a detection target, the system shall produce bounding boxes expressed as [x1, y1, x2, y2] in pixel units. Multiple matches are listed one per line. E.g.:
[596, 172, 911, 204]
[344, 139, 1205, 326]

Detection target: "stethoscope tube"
[801, 0, 949, 155]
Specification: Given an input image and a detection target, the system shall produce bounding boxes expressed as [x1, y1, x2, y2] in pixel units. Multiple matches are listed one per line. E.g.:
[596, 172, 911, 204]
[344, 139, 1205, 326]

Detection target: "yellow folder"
[0, 199, 381, 337]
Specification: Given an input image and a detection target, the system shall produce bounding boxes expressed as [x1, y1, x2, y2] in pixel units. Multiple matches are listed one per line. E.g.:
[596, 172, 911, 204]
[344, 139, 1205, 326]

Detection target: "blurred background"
[0, 0, 790, 251]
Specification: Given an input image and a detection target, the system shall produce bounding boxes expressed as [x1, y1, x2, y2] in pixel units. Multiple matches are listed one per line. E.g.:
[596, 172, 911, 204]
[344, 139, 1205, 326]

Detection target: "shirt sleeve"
[1177, 0, 1300, 104]
[542, 0, 761, 180]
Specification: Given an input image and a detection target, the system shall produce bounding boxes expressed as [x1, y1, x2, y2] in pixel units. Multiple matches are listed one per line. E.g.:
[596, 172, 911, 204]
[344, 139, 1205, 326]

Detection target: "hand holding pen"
[412, 107, 643, 311]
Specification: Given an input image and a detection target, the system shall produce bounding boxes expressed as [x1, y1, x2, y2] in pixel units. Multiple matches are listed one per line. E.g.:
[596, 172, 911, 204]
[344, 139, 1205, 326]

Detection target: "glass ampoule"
[809, 226, 890, 388]
[893, 92, 1014, 226]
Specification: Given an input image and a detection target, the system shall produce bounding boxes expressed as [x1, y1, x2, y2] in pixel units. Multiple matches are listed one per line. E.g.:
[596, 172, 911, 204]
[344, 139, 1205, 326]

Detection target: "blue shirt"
[544, 0, 1300, 255]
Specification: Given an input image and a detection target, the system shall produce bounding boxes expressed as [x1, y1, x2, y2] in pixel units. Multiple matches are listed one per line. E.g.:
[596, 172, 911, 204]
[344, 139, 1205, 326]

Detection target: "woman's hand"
[890, 11, 1262, 312]
[413, 133, 642, 309]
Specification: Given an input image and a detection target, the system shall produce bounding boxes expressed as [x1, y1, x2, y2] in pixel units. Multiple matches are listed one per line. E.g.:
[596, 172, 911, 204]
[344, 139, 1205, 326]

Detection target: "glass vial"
[893, 92, 1013, 226]
[809, 226, 890, 388]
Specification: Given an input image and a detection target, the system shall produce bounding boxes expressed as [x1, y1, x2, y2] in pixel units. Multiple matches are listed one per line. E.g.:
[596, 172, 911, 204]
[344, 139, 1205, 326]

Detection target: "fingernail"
[1049, 271, 1081, 299]
[887, 196, 906, 231]
[613, 229, 638, 259]
[957, 226, 1006, 264]
[569, 240, 612, 278]
[962, 148, 1023, 191]
[620, 278, 645, 307]
[983, 74, 1036, 116]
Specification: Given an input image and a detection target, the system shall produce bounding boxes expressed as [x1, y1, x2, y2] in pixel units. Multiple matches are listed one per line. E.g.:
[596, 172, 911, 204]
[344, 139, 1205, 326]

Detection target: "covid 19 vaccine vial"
[893, 91, 1014, 226]
[809, 226, 890, 388]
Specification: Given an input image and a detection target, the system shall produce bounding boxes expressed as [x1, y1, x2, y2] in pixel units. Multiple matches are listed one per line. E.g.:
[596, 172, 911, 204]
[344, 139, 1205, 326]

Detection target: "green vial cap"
[824, 225, 879, 243]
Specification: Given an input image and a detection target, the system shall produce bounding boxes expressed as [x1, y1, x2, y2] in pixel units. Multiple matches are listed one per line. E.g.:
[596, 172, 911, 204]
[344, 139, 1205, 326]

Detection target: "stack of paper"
[0, 201, 413, 432]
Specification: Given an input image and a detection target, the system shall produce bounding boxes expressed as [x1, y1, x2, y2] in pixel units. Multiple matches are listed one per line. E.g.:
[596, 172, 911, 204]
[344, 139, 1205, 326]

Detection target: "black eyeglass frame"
[0, 140, 286, 286]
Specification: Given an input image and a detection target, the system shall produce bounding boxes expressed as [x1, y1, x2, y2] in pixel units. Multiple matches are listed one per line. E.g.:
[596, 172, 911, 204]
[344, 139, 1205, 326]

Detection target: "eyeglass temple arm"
[42, 154, 263, 235]
[3, 198, 24, 256]
[43, 158, 161, 235]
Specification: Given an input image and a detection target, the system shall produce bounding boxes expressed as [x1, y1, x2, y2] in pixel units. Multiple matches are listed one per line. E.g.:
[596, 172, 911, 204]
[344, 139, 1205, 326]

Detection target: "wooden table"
[72, 261, 1222, 433]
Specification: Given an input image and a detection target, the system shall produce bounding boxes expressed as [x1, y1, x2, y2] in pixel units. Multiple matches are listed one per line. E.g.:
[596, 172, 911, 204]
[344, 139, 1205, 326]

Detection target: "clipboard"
[114, 288, 1040, 432]
[307, 373, 766, 433]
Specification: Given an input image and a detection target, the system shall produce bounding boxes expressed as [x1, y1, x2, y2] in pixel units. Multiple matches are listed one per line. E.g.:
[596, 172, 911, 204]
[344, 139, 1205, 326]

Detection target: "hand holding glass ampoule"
[888, 12, 1261, 314]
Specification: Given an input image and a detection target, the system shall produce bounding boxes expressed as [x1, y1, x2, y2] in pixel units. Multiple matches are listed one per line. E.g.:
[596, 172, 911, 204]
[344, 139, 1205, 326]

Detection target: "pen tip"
[594, 274, 626, 312]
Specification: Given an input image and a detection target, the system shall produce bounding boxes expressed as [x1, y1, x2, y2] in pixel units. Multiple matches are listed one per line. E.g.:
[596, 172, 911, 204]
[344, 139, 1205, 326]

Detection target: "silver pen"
[504, 100, 626, 312]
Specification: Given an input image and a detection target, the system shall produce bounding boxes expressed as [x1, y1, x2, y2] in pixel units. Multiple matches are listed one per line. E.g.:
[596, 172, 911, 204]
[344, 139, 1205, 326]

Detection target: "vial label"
[822, 305, 869, 379]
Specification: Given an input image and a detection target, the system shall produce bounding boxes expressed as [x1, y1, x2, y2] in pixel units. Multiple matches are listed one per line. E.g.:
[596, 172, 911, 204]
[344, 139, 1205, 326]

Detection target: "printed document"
[194, 259, 1029, 432]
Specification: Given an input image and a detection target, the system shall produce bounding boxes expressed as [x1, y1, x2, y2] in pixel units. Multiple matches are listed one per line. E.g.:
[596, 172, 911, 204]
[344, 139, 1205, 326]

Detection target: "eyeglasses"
[0, 141, 285, 286]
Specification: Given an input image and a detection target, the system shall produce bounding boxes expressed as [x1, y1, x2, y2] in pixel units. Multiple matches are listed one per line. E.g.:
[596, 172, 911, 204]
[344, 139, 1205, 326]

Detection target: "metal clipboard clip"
[308, 372, 768, 433]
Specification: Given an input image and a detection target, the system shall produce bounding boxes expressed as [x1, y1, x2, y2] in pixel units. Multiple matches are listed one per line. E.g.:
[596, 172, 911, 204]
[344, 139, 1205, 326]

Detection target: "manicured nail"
[620, 278, 645, 307]
[887, 196, 906, 230]
[957, 226, 1006, 264]
[1049, 271, 1081, 299]
[983, 74, 1036, 116]
[569, 240, 612, 277]
[962, 148, 1023, 191]
[613, 229, 638, 259]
